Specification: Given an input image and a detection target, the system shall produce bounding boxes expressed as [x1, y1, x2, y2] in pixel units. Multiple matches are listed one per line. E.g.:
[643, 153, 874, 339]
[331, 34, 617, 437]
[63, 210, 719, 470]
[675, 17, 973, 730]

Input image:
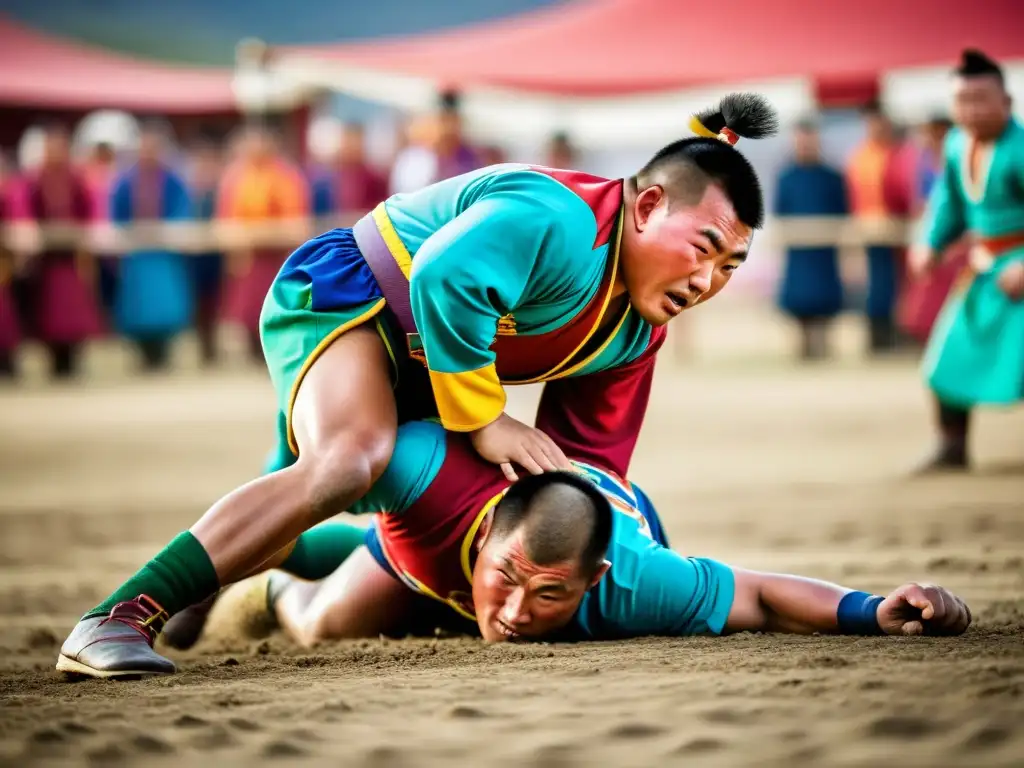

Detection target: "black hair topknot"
[956, 49, 1004, 81]
[693, 92, 780, 140]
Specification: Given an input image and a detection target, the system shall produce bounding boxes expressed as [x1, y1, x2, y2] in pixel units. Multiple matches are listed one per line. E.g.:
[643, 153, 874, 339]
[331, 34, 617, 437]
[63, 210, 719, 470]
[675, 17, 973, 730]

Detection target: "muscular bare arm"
[725, 569, 972, 637]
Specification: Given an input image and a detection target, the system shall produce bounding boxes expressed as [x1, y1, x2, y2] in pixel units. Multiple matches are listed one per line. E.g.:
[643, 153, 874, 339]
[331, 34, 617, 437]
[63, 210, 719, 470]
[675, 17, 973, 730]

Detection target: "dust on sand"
[1, 331, 1022, 767]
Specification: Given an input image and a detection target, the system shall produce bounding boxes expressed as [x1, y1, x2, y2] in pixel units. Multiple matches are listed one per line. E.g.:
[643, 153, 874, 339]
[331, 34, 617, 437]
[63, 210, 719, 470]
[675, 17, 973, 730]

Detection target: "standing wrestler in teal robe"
[914, 50, 1024, 471]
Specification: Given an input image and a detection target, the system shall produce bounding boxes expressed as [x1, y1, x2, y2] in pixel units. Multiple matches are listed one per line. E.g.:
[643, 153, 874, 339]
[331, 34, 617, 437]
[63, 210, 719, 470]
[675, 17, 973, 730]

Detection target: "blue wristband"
[837, 591, 885, 635]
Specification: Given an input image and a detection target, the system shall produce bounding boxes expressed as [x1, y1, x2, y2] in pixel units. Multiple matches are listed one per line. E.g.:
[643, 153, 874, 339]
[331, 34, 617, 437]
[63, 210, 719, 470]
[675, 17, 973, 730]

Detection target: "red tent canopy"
[0, 16, 238, 113]
[280, 0, 1024, 102]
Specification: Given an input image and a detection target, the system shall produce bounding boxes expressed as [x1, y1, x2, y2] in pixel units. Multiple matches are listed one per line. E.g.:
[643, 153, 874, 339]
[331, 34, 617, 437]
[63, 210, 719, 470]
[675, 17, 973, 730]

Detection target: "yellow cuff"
[429, 364, 506, 432]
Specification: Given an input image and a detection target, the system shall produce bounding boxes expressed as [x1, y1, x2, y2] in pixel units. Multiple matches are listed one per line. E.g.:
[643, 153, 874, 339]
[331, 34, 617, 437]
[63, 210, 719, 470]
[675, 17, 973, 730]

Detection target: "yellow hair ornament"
[689, 115, 741, 146]
[688, 115, 719, 139]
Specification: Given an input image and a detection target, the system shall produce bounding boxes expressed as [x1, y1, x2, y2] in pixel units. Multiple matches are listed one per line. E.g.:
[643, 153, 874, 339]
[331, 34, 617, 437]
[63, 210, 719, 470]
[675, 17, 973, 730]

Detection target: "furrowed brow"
[701, 228, 725, 253]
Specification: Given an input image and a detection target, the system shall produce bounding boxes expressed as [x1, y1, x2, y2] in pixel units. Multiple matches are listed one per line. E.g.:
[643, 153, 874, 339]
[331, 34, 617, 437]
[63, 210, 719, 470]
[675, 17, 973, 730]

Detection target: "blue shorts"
[364, 520, 394, 578]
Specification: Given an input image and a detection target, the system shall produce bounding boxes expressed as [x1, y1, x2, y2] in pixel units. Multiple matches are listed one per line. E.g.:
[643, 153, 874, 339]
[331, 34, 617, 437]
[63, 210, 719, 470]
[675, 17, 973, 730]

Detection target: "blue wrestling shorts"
[364, 522, 393, 578]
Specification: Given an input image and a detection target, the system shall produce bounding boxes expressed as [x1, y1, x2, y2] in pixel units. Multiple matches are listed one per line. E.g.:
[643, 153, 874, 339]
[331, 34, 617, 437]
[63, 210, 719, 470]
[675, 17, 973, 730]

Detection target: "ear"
[588, 560, 611, 589]
[633, 185, 664, 231]
[475, 513, 494, 553]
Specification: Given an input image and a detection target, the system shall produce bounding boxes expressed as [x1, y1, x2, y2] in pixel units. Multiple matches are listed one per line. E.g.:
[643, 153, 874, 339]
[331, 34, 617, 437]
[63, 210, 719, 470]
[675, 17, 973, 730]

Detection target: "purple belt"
[352, 212, 418, 335]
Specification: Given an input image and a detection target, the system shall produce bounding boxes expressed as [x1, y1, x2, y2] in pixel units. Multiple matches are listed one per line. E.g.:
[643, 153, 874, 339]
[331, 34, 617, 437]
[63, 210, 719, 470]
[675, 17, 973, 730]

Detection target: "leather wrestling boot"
[162, 591, 221, 650]
[56, 595, 176, 678]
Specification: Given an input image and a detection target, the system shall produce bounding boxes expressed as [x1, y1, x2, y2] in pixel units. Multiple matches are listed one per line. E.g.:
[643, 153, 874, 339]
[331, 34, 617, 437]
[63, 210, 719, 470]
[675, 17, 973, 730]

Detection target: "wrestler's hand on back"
[470, 412, 573, 482]
[877, 583, 972, 636]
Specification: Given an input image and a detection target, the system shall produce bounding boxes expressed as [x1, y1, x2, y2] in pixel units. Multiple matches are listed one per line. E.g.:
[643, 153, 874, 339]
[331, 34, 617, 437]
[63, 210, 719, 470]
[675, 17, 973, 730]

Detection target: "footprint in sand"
[130, 734, 176, 755]
[607, 722, 667, 739]
[60, 721, 96, 736]
[262, 739, 308, 758]
[227, 717, 263, 733]
[448, 705, 486, 719]
[699, 708, 759, 725]
[173, 714, 209, 729]
[977, 683, 1022, 698]
[866, 715, 936, 740]
[85, 743, 126, 765]
[673, 737, 725, 755]
[27, 727, 67, 754]
[962, 724, 1013, 751]
[321, 699, 354, 713]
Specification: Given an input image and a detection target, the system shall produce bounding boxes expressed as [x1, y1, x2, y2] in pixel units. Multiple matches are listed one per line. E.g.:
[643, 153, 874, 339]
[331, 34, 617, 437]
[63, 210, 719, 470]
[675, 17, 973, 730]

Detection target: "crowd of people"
[773, 106, 966, 361]
[0, 94, 578, 381]
[0, 82, 1006, 386]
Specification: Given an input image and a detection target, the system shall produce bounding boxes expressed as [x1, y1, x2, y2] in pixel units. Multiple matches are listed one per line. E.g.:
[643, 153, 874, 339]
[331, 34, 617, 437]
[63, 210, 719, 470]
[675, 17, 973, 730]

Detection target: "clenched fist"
[470, 412, 573, 482]
[877, 583, 972, 636]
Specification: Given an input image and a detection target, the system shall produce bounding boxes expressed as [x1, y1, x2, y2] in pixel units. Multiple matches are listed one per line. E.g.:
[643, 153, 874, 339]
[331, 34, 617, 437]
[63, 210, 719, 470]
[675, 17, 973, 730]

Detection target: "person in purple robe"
[0, 154, 22, 378]
[18, 124, 103, 379]
[311, 122, 389, 218]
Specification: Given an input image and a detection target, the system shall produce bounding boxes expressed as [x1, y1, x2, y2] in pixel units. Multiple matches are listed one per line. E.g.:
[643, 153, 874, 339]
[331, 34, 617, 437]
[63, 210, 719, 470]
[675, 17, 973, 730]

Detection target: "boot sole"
[56, 654, 174, 679]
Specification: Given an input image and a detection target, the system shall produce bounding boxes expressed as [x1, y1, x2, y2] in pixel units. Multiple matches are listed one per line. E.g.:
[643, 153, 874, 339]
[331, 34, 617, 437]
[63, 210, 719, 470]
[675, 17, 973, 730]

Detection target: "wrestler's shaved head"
[490, 472, 612, 577]
[473, 471, 613, 643]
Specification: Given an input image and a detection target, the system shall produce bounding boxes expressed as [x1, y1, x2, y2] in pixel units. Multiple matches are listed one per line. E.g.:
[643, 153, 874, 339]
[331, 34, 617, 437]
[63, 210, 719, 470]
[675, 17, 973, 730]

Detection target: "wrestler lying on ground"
[166, 421, 972, 650]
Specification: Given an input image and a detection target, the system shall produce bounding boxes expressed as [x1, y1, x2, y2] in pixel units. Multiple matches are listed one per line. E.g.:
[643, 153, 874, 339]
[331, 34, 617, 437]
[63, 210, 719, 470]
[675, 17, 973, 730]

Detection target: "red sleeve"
[534, 327, 667, 479]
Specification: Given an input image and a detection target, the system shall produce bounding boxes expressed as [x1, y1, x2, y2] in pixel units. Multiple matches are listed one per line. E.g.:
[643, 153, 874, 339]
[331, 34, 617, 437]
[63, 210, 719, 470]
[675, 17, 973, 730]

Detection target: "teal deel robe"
[922, 118, 1024, 406]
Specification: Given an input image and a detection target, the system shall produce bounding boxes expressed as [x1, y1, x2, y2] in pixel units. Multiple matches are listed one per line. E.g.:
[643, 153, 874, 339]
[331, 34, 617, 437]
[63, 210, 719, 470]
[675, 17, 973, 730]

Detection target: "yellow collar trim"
[460, 488, 508, 584]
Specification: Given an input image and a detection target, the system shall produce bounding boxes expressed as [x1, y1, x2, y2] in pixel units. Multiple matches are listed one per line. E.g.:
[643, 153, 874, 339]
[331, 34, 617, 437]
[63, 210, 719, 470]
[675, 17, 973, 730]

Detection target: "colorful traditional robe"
[217, 158, 309, 333]
[110, 163, 193, 338]
[921, 119, 1024, 406]
[774, 162, 848, 319]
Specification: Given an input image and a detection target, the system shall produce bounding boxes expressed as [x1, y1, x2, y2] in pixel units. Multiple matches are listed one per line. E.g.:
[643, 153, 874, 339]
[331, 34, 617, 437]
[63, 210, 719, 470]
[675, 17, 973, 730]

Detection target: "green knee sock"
[280, 522, 366, 581]
[86, 531, 220, 620]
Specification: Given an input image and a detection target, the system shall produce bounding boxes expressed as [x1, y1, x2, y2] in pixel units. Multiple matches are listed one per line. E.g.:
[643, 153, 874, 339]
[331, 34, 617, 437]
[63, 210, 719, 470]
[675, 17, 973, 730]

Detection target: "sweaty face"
[620, 183, 751, 326]
[953, 76, 1011, 141]
[471, 529, 595, 642]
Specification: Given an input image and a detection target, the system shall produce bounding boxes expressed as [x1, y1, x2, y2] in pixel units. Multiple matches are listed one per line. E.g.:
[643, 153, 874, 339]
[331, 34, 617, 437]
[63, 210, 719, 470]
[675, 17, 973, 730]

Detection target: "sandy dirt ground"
[1, 306, 1022, 768]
